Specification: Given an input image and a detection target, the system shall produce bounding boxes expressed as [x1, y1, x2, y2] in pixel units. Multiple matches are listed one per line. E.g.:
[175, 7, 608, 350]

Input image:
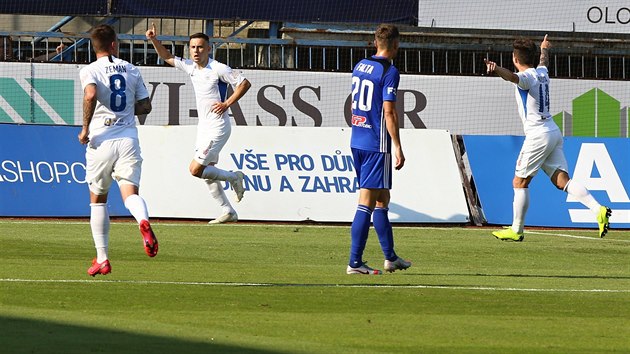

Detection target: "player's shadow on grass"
[0, 315, 283, 354]
[389, 202, 469, 223]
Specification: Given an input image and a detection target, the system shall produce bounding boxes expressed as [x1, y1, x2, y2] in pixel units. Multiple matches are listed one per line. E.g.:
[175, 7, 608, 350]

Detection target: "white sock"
[564, 179, 601, 214]
[511, 188, 529, 234]
[90, 203, 110, 263]
[124, 194, 149, 223]
[201, 165, 237, 182]
[206, 179, 235, 215]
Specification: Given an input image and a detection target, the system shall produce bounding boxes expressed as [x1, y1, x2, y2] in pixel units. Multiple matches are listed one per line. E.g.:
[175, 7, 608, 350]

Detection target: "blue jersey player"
[346, 24, 412, 275]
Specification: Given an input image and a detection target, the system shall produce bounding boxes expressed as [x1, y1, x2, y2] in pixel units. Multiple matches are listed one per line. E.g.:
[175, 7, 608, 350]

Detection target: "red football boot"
[87, 258, 111, 277]
[139, 220, 158, 257]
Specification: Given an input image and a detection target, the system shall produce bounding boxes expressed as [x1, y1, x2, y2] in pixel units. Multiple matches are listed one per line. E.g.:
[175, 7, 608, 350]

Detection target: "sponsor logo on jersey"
[351, 114, 372, 128]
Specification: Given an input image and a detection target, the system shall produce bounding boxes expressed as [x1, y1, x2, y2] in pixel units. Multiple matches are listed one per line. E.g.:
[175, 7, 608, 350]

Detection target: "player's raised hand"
[541, 34, 551, 49]
[146, 22, 156, 40]
[484, 58, 496, 74]
[55, 42, 65, 54]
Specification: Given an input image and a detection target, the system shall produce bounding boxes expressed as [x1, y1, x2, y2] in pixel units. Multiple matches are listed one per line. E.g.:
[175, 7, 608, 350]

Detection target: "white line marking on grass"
[1, 220, 628, 242]
[1, 278, 628, 293]
[0, 220, 90, 225]
[527, 231, 630, 242]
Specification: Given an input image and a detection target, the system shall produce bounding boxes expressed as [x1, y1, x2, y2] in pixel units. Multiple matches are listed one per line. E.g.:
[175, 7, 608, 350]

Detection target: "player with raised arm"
[485, 35, 611, 241]
[79, 24, 158, 277]
[146, 23, 250, 224]
[346, 24, 412, 275]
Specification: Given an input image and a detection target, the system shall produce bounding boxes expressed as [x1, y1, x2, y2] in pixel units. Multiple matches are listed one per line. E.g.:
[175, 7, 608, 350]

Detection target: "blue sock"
[373, 207, 397, 261]
[349, 205, 372, 268]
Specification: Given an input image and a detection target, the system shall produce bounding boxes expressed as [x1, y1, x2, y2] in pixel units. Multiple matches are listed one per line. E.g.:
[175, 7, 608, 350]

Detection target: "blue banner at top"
[0, 124, 128, 217]
[0, 1, 418, 24]
[112, 0, 418, 24]
[464, 135, 630, 228]
[0, 1, 109, 16]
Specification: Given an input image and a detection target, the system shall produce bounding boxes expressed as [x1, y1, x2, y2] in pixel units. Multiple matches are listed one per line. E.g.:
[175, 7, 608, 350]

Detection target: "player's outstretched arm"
[146, 23, 175, 66]
[539, 34, 551, 68]
[484, 58, 518, 84]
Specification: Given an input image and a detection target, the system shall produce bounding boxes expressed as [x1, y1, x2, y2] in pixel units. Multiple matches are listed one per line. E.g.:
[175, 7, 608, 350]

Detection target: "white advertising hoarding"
[418, 1, 630, 34]
[1, 63, 628, 136]
[138, 126, 470, 223]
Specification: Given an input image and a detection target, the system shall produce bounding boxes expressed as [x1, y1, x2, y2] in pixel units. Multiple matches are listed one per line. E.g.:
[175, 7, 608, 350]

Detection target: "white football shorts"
[193, 117, 232, 166]
[515, 129, 568, 179]
[85, 137, 143, 195]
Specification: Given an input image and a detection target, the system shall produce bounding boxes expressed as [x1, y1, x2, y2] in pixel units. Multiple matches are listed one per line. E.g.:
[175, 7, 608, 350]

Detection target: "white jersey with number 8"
[79, 56, 149, 148]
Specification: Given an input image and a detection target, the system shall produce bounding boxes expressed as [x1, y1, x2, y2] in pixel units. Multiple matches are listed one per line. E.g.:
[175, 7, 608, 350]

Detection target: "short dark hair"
[375, 24, 400, 50]
[513, 37, 537, 66]
[90, 24, 117, 53]
[189, 32, 210, 43]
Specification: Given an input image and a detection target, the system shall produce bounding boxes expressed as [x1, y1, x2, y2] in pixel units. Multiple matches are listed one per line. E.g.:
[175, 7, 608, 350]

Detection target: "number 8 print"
[109, 74, 127, 112]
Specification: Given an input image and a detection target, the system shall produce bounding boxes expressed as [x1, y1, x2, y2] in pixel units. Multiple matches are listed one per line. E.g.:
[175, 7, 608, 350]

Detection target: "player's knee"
[189, 165, 202, 178]
[512, 176, 529, 188]
[550, 170, 570, 190]
[553, 179, 568, 191]
[189, 159, 207, 178]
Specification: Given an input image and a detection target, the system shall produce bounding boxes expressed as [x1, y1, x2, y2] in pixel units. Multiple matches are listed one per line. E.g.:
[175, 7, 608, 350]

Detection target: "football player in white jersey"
[484, 35, 611, 241]
[146, 23, 250, 224]
[79, 24, 158, 277]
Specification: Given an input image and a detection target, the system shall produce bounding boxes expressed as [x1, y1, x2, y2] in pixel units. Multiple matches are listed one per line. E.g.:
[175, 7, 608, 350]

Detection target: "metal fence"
[1, 30, 628, 80]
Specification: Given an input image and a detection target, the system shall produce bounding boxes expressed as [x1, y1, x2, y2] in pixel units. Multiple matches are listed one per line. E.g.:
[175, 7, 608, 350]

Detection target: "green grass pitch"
[1, 220, 628, 353]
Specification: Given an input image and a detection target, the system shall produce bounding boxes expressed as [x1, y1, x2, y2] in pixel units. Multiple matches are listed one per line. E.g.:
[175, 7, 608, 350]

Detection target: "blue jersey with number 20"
[350, 55, 400, 153]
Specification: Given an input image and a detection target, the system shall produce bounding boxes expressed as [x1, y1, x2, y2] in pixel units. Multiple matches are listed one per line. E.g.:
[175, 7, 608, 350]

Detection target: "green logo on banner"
[553, 88, 627, 137]
[0, 78, 74, 124]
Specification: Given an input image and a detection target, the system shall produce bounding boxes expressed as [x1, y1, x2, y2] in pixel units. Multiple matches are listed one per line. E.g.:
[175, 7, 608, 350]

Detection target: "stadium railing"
[0, 22, 629, 79]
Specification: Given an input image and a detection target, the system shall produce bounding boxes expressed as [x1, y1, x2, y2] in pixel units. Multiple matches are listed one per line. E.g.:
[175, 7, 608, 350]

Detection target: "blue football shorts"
[351, 148, 392, 189]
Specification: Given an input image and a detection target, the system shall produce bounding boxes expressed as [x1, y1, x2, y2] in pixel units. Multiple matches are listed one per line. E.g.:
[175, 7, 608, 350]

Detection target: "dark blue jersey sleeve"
[382, 67, 399, 102]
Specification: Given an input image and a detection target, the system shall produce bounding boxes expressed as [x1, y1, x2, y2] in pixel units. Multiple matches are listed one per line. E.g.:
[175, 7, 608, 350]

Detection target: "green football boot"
[597, 206, 612, 238]
[492, 227, 524, 242]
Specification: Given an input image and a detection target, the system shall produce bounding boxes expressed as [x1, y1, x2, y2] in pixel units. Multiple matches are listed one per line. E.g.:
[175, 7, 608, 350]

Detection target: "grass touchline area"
[1, 220, 628, 353]
[2, 277, 629, 293]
